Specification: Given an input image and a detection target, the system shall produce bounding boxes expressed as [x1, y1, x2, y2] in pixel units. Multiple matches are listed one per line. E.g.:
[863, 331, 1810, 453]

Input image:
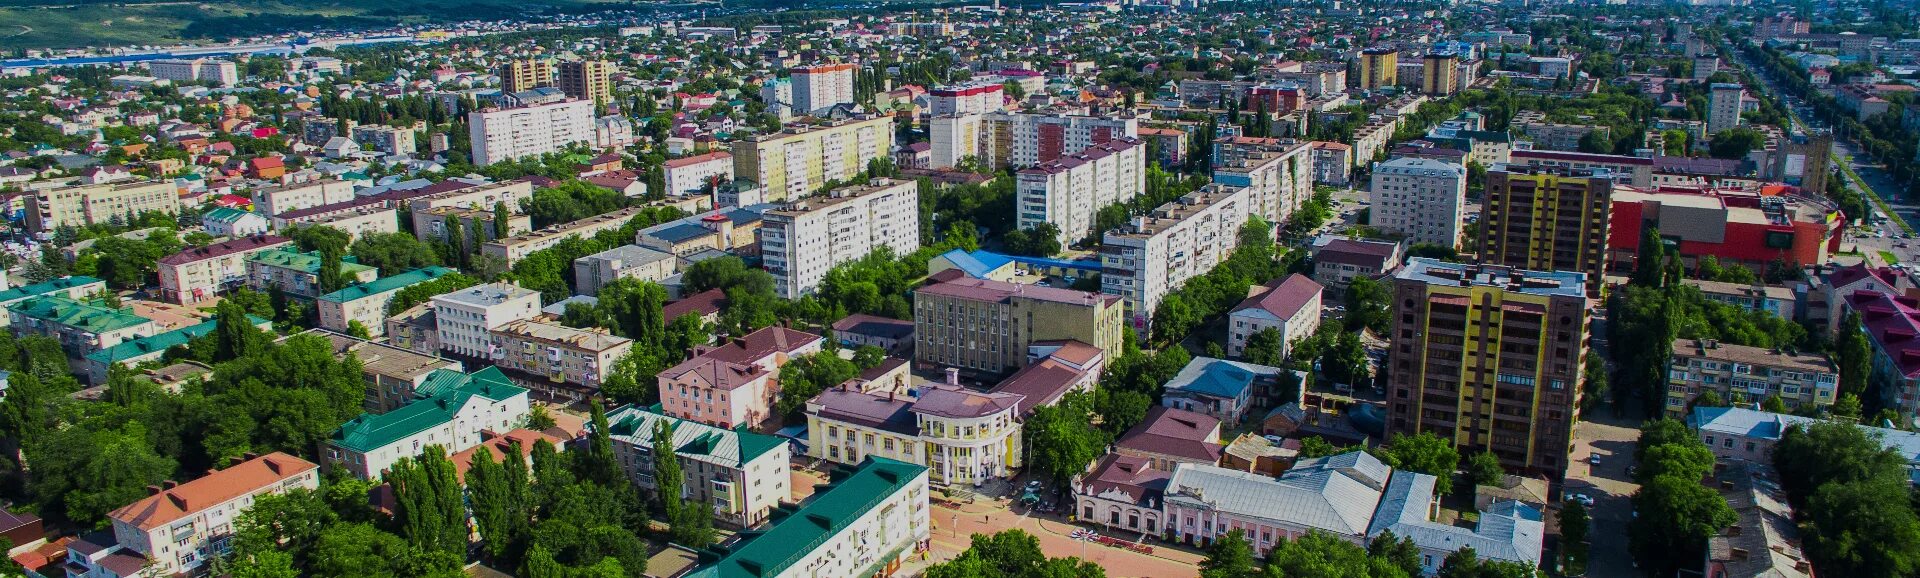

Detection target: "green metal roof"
[317, 266, 456, 304]
[603, 404, 788, 466]
[685, 457, 928, 578]
[246, 248, 376, 276]
[7, 295, 149, 334]
[85, 314, 271, 364]
[328, 366, 526, 453]
[203, 207, 257, 224]
[0, 276, 105, 304]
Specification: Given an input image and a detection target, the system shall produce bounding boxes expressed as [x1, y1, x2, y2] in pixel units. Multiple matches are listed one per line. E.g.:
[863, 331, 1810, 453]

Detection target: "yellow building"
[1476, 165, 1613, 294]
[912, 271, 1125, 378]
[731, 115, 894, 202]
[1423, 53, 1459, 95]
[498, 60, 554, 93]
[558, 60, 614, 104]
[1359, 48, 1400, 90]
[26, 180, 180, 232]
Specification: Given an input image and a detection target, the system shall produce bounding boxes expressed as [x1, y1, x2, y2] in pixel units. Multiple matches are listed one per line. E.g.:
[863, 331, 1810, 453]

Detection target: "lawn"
[1880, 250, 1900, 265]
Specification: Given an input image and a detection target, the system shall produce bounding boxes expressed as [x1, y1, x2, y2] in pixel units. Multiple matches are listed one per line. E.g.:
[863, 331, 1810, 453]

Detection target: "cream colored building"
[470, 100, 596, 166]
[245, 247, 378, 299]
[604, 405, 794, 528]
[1667, 338, 1839, 417]
[431, 282, 541, 358]
[26, 180, 179, 232]
[405, 180, 535, 218]
[806, 383, 1024, 487]
[487, 319, 633, 402]
[253, 179, 355, 216]
[158, 235, 295, 304]
[483, 206, 652, 266]
[80, 453, 318, 577]
[913, 272, 1125, 377]
[416, 205, 532, 252]
[7, 295, 157, 354]
[760, 178, 920, 298]
[573, 244, 677, 295]
[274, 200, 400, 240]
[1101, 184, 1256, 331]
[317, 266, 458, 337]
[731, 115, 894, 202]
[685, 457, 928, 578]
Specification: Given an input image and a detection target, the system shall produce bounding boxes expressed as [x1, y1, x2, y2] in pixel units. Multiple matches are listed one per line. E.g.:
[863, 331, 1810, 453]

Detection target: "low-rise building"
[317, 266, 458, 337]
[1309, 236, 1403, 291]
[1073, 454, 1172, 536]
[487, 319, 633, 403]
[1116, 406, 1224, 471]
[7, 295, 156, 355]
[386, 303, 440, 356]
[806, 382, 1024, 487]
[830, 313, 916, 356]
[202, 207, 269, 236]
[1226, 274, 1323, 359]
[657, 355, 773, 430]
[413, 205, 531, 252]
[81, 315, 271, 383]
[306, 329, 462, 413]
[245, 247, 378, 299]
[272, 199, 400, 240]
[252, 179, 355, 217]
[159, 235, 296, 304]
[573, 245, 677, 295]
[483, 206, 653, 266]
[1704, 461, 1814, 578]
[66, 453, 318, 578]
[1162, 357, 1289, 427]
[681, 457, 927, 578]
[662, 151, 735, 196]
[0, 275, 107, 328]
[325, 366, 530, 479]
[603, 405, 793, 527]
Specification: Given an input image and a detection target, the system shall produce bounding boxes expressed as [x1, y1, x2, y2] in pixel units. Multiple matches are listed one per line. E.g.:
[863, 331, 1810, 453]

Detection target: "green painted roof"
[7, 295, 149, 334]
[0, 276, 105, 304]
[85, 314, 271, 364]
[246, 248, 376, 276]
[686, 457, 928, 578]
[203, 207, 257, 224]
[328, 366, 526, 453]
[603, 404, 789, 467]
[318, 266, 456, 304]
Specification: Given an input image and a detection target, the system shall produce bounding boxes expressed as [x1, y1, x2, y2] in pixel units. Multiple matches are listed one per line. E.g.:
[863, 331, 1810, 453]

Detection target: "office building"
[557, 60, 613, 104]
[573, 245, 677, 295]
[1477, 165, 1613, 293]
[1371, 157, 1468, 249]
[791, 63, 857, 115]
[469, 100, 596, 166]
[498, 59, 554, 93]
[1422, 53, 1460, 95]
[1666, 338, 1837, 418]
[431, 282, 541, 359]
[252, 179, 355, 216]
[1102, 184, 1256, 329]
[682, 457, 928, 578]
[761, 178, 919, 298]
[1359, 48, 1399, 90]
[806, 383, 1024, 486]
[1387, 258, 1590, 475]
[25, 180, 179, 232]
[66, 453, 317, 577]
[603, 405, 794, 527]
[1015, 137, 1146, 246]
[913, 270, 1125, 378]
[158, 235, 295, 304]
[1709, 83, 1745, 136]
[244, 248, 378, 299]
[731, 115, 894, 202]
[317, 266, 458, 338]
[487, 319, 633, 401]
[146, 58, 238, 86]
[326, 366, 529, 479]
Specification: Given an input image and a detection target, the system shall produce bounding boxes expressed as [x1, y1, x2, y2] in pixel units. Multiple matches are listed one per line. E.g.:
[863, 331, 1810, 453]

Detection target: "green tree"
[1464, 451, 1504, 488]
[389, 446, 468, 558]
[466, 448, 520, 560]
[494, 201, 512, 239]
[26, 421, 176, 528]
[1023, 390, 1109, 489]
[1376, 432, 1461, 495]
[1559, 501, 1590, 573]
[214, 299, 262, 362]
[1437, 546, 1540, 578]
[1344, 276, 1390, 333]
[349, 232, 441, 273]
[1368, 531, 1424, 577]
[230, 488, 337, 570]
[1835, 311, 1872, 398]
[653, 420, 713, 548]
[1200, 529, 1259, 578]
[1708, 128, 1765, 159]
[1243, 327, 1286, 366]
[774, 352, 859, 419]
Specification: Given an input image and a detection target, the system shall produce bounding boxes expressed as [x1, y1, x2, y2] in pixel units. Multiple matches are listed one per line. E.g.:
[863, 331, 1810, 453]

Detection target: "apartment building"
[603, 405, 793, 527]
[1837, 290, 1920, 426]
[25, 180, 179, 232]
[557, 60, 614, 104]
[498, 59, 554, 93]
[1372, 157, 1468, 249]
[791, 63, 857, 114]
[993, 112, 1138, 169]
[431, 282, 540, 360]
[271, 198, 395, 238]
[929, 82, 1004, 115]
[487, 319, 632, 400]
[1359, 48, 1400, 89]
[1386, 258, 1589, 475]
[326, 366, 530, 479]
[1350, 117, 1399, 169]
[806, 383, 1024, 487]
[416, 205, 531, 252]
[1666, 338, 1838, 418]
[1226, 274, 1324, 359]
[0, 275, 106, 328]
[913, 270, 1125, 378]
[1311, 141, 1354, 186]
[1309, 236, 1404, 291]
[1212, 138, 1314, 227]
[731, 115, 894, 202]
[1477, 165, 1613, 294]
[7, 295, 157, 354]
[1511, 111, 1609, 152]
[1709, 83, 1745, 136]
[244, 248, 378, 299]
[350, 125, 417, 155]
[573, 244, 677, 295]
[1509, 149, 1654, 187]
[469, 100, 596, 166]
[386, 303, 440, 356]
[662, 151, 734, 196]
[1422, 53, 1460, 96]
[146, 57, 238, 86]
[483, 205, 654, 266]
[761, 178, 919, 298]
[66, 453, 317, 577]
[158, 235, 294, 304]
[306, 329, 462, 413]
[252, 179, 355, 216]
[317, 266, 457, 337]
[683, 457, 927, 578]
[658, 355, 774, 429]
[1101, 184, 1256, 330]
[1015, 137, 1146, 246]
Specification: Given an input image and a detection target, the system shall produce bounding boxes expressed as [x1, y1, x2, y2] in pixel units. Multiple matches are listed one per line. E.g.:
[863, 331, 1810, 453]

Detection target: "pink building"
[690, 326, 825, 377]
[658, 357, 774, 429]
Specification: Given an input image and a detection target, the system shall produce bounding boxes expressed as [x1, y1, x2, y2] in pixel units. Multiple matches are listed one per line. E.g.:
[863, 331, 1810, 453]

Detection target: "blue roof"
[649, 223, 716, 244]
[936, 248, 1012, 278]
[1165, 357, 1284, 400]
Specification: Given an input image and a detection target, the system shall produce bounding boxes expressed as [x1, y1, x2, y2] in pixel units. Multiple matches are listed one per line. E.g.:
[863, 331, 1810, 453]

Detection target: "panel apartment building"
[791, 63, 857, 115]
[469, 99, 596, 166]
[26, 180, 179, 232]
[1015, 137, 1146, 246]
[146, 57, 239, 86]
[1371, 157, 1468, 249]
[431, 282, 542, 359]
[1211, 138, 1314, 228]
[1101, 184, 1256, 330]
[1666, 338, 1838, 418]
[482, 205, 656, 266]
[1476, 165, 1613, 294]
[760, 178, 920, 299]
[252, 178, 355, 216]
[1386, 258, 1590, 476]
[913, 269, 1126, 378]
[731, 115, 894, 203]
[930, 112, 1140, 170]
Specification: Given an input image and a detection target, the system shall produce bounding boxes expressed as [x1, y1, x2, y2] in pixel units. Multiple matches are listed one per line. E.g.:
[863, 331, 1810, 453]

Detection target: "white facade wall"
[430, 283, 542, 358]
[761, 179, 920, 298]
[1371, 157, 1467, 249]
[469, 100, 596, 166]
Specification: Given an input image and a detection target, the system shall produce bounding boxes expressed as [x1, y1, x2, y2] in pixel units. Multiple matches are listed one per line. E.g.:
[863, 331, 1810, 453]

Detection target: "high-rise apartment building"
[1708, 83, 1745, 136]
[928, 82, 1005, 115]
[1371, 157, 1468, 249]
[1359, 48, 1400, 90]
[25, 180, 180, 232]
[730, 115, 894, 202]
[147, 58, 239, 86]
[791, 63, 857, 115]
[1422, 53, 1459, 96]
[1015, 138, 1147, 246]
[913, 270, 1125, 377]
[498, 60, 554, 93]
[1386, 258, 1590, 475]
[469, 100, 596, 166]
[1476, 165, 1612, 294]
[1102, 184, 1256, 330]
[557, 60, 614, 104]
[929, 112, 1139, 170]
[760, 178, 920, 298]
[1211, 138, 1314, 227]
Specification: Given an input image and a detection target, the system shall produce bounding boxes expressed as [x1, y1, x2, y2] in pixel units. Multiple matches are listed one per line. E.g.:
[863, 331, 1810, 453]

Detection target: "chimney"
[242, 451, 259, 462]
[162, 480, 178, 490]
[1730, 547, 1750, 561]
[146, 485, 163, 496]
[265, 457, 283, 475]
[1727, 524, 1743, 536]
[945, 367, 959, 386]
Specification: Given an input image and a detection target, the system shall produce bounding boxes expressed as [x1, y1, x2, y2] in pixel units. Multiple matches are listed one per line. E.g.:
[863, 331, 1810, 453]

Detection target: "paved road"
[1566, 415, 1645, 578]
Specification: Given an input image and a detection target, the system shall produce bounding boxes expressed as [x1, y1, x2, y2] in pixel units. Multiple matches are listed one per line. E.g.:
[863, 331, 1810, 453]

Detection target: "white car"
[1563, 492, 1596, 507]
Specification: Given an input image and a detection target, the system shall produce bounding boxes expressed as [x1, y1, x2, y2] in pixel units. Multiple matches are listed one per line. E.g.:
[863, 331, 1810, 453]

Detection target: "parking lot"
[1565, 416, 1644, 578]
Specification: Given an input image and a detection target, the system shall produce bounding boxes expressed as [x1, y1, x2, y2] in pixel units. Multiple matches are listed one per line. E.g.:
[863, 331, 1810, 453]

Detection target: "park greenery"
[1627, 419, 1736, 577]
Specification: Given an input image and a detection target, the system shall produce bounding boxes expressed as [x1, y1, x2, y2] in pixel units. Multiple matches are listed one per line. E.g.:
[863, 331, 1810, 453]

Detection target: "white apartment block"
[146, 58, 239, 86]
[326, 367, 530, 480]
[928, 113, 985, 170]
[929, 82, 1005, 115]
[431, 282, 542, 358]
[253, 179, 355, 217]
[1709, 83, 1745, 136]
[604, 405, 794, 528]
[158, 235, 295, 304]
[350, 125, 417, 155]
[81, 453, 318, 577]
[933, 112, 1140, 170]
[573, 244, 677, 295]
[469, 100, 596, 166]
[791, 63, 856, 115]
[1213, 140, 1315, 227]
[1102, 184, 1256, 330]
[731, 115, 894, 203]
[1015, 137, 1146, 245]
[25, 180, 179, 232]
[662, 151, 735, 196]
[761, 178, 920, 299]
[1370, 157, 1467, 249]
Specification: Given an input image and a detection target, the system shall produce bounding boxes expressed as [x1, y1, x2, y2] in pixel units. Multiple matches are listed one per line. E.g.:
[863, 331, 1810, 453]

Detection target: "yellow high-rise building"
[1359, 48, 1400, 90]
[1422, 53, 1459, 95]
[498, 60, 554, 93]
[731, 115, 894, 202]
[1475, 164, 1613, 294]
[558, 60, 614, 104]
